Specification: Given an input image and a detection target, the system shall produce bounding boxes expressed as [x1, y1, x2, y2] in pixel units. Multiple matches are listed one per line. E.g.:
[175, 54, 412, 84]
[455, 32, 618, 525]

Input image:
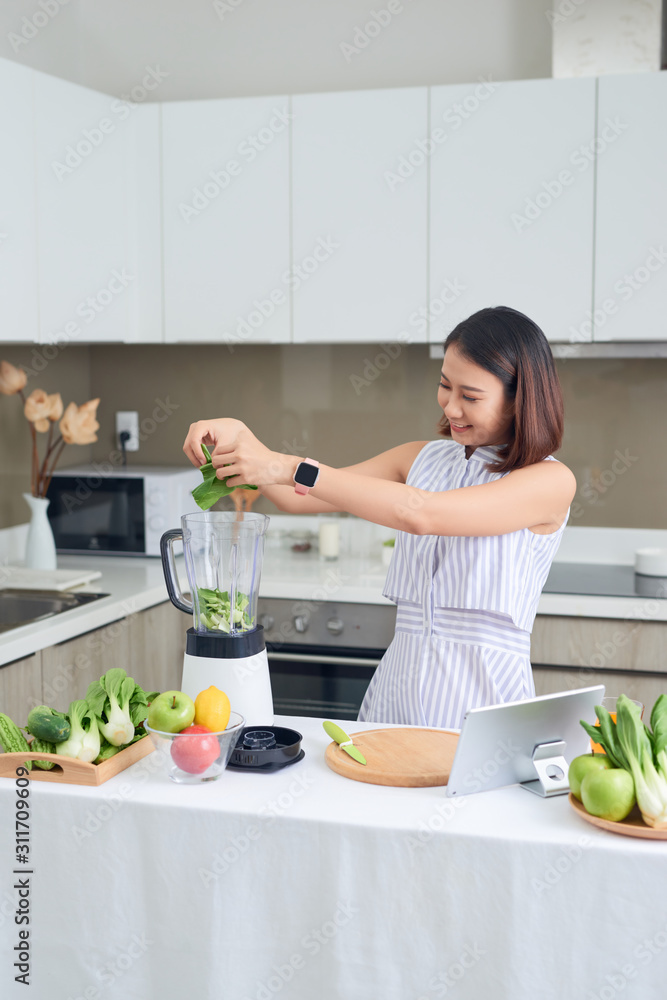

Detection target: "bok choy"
[581, 694, 667, 829]
[85, 668, 150, 747]
[192, 443, 258, 511]
[56, 700, 101, 763]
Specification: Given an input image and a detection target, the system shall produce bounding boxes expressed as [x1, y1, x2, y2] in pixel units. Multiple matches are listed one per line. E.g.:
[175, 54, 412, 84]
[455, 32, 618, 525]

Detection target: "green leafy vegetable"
[86, 668, 149, 747]
[191, 443, 258, 511]
[580, 695, 667, 829]
[56, 700, 101, 763]
[94, 741, 123, 764]
[197, 587, 254, 633]
[93, 728, 148, 763]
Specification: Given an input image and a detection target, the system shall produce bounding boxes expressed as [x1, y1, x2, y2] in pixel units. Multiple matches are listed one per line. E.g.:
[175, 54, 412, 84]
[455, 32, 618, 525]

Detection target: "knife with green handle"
[323, 720, 367, 765]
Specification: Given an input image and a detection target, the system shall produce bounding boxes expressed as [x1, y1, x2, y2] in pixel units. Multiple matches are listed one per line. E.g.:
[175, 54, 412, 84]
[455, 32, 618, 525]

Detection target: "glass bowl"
[144, 712, 245, 784]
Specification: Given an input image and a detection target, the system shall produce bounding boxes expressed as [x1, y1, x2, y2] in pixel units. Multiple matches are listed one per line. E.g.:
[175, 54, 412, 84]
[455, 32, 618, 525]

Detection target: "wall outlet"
[115, 411, 140, 451]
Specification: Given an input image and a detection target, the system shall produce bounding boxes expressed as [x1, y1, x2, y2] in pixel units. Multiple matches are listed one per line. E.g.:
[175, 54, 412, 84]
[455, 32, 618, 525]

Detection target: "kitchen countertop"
[2, 524, 667, 667]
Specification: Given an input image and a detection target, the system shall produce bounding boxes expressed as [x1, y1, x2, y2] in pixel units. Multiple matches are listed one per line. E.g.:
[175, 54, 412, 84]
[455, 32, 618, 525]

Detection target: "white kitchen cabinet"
[429, 77, 596, 344]
[34, 71, 133, 344]
[594, 71, 667, 341]
[291, 87, 428, 344]
[162, 96, 291, 345]
[0, 60, 39, 343]
[124, 104, 163, 343]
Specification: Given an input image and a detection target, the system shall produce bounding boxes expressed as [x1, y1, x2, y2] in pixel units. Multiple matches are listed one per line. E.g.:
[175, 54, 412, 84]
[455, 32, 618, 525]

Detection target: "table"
[1, 716, 666, 1000]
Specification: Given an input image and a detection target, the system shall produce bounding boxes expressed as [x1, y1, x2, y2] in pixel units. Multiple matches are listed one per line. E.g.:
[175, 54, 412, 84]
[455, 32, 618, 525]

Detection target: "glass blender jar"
[161, 511, 273, 725]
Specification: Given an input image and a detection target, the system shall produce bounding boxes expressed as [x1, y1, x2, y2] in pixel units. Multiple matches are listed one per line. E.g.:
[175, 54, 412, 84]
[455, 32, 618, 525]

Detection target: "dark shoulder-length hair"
[438, 306, 564, 474]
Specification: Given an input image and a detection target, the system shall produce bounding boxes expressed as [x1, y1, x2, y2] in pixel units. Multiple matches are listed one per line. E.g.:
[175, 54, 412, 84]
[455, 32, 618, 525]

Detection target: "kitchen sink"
[0, 589, 110, 634]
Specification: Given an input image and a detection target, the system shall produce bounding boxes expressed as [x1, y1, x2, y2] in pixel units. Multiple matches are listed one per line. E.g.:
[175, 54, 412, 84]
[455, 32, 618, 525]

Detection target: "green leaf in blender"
[197, 587, 254, 633]
[192, 443, 258, 511]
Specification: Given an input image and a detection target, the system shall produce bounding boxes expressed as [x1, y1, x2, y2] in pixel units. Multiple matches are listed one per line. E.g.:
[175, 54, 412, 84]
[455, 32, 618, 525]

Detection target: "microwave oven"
[46, 465, 201, 556]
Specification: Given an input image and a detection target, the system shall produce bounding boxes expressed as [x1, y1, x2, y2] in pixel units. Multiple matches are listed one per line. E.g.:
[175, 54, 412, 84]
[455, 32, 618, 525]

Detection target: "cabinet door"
[291, 87, 428, 344]
[534, 667, 667, 715]
[0, 653, 42, 724]
[34, 71, 131, 345]
[39, 606, 185, 716]
[429, 77, 596, 344]
[594, 72, 667, 341]
[41, 619, 132, 713]
[123, 104, 163, 343]
[0, 60, 38, 343]
[127, 601, 186, 695]
[162, 96, 291, 345]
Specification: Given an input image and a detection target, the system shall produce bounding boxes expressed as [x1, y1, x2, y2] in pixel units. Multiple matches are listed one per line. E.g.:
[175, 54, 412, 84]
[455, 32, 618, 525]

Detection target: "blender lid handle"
[160, 529, 193, 615]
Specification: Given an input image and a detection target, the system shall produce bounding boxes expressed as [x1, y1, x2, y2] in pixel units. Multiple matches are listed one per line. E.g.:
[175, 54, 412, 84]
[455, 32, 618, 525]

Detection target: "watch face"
[295, 462, 319, 488]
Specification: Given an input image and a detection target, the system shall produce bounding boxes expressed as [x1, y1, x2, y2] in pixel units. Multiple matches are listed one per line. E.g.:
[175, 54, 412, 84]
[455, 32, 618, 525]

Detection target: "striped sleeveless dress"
[358, 439, 569, 730]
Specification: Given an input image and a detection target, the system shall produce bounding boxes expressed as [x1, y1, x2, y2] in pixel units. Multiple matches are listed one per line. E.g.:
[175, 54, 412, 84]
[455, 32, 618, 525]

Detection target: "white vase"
[23, 493, 57, 571]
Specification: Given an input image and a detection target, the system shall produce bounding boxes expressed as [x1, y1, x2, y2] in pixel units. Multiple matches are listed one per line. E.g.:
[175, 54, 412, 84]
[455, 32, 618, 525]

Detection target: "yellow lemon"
[194, 686, 231, 732]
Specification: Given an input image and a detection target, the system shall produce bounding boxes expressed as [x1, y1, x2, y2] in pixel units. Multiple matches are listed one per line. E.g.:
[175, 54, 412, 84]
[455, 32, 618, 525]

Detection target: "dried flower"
[0, 361, 27, 395]
[59, 398, 100, 445]
[47, 392, 63, 422]
[24, 389, 52, 432]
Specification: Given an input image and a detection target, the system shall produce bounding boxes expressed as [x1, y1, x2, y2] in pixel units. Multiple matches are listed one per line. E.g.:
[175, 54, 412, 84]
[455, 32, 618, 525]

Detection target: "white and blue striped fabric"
[358, 439, 569, 729]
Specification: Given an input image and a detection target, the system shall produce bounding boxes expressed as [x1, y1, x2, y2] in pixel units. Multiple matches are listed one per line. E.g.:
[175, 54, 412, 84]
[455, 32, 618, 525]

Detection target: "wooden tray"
[324, 727, 459, 787]
[0, 736, 154, 786]
[569, 793, 667, 840]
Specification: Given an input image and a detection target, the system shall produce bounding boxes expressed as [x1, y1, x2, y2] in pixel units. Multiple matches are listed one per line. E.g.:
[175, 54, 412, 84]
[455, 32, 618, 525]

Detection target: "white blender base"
[181, 649, 274, 727]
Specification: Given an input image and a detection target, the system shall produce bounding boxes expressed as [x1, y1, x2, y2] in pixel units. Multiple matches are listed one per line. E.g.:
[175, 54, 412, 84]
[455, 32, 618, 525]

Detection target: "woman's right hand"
[182, 418, 247, 467]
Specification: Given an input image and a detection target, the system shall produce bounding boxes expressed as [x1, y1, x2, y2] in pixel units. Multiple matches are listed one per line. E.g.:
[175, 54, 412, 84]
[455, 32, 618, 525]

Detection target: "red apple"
[171, 725, 220, 774]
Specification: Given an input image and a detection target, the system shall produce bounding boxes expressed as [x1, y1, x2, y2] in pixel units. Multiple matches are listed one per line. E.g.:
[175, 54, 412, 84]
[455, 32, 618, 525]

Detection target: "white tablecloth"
[1, 715, 666, 1000]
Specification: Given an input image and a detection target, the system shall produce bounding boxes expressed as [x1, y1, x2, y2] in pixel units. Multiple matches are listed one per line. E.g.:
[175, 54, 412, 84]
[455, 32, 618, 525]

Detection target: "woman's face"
[438, 345, 514, 449]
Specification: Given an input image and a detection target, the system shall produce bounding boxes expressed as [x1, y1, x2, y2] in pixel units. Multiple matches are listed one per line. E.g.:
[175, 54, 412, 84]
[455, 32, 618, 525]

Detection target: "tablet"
[446, 685, 605, 798]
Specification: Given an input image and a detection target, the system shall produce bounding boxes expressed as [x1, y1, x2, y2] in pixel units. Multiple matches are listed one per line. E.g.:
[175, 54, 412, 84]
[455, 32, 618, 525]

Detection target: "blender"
[160, 511, 273, 726]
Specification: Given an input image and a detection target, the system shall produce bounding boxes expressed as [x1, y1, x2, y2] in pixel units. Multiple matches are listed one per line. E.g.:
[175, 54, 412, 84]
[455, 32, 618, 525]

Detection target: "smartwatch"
[293, 458, 320, 495]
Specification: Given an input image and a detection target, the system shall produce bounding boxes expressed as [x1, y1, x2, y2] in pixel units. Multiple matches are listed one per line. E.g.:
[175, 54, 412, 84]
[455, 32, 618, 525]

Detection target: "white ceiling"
[0, 0, 553, 100]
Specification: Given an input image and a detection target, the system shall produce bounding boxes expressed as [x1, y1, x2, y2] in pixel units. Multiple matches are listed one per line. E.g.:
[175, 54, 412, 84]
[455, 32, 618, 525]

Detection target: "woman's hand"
[211, 426, 296, 488]
[183, 418, 248, 467]
[182, 418, 296, 487]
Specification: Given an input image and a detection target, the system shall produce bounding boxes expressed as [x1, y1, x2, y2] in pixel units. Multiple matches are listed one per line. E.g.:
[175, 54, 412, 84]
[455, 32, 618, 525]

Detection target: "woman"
[183, 306, 576, 729]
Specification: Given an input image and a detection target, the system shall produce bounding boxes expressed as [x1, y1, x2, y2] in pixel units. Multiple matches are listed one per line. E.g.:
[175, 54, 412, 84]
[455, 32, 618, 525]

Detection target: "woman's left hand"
[211, 426, 295, 488]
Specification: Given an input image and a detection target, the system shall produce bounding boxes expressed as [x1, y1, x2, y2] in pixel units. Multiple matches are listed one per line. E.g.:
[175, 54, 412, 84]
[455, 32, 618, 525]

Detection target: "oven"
[257, 597, 396, 720]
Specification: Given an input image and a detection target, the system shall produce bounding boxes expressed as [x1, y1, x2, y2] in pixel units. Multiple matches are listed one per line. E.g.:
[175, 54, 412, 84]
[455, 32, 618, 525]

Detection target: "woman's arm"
[224, 450, 576, 536]
[258, 441, 428, 514]
[289, 457, 576, 535]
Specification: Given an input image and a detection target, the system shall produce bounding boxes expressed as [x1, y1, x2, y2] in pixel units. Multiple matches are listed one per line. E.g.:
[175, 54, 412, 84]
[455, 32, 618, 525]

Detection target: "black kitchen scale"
[227, 726, 304, 772]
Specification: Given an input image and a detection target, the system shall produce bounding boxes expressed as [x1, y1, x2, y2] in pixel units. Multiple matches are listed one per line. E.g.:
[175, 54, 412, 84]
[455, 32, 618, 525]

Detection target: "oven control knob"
[149, 516, 166, 530]
[260, 615, 275, 631]
[326, 617, 344, 636]
[293, 615, 309, 633]
[148, 490, 164, 506]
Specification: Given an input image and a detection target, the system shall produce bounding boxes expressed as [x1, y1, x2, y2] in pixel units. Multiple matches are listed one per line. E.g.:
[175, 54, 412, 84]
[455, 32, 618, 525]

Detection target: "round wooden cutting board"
[324, 727, 459, 787]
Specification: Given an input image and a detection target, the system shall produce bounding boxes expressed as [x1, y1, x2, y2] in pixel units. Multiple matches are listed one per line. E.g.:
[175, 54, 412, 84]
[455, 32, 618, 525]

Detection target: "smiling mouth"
[449, 422, 471, 431]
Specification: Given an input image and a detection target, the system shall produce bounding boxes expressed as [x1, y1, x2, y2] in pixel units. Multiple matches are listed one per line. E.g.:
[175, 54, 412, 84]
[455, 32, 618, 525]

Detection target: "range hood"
[429, 341, 667, 360]
[551, 0, 665, 78]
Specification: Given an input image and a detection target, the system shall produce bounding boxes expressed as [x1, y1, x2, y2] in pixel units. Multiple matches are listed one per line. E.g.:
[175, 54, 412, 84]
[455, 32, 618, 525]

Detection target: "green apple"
[581, 768, 636, 822]
[147, 691, 195, 734]
[569, 753, 614, 801]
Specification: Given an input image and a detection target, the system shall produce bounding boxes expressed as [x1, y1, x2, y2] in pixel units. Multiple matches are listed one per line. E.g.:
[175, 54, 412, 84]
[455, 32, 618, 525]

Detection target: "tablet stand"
[521, 740, 571, 797]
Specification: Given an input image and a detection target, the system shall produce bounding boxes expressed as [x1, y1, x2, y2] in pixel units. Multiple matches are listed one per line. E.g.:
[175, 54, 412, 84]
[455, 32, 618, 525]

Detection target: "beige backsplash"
[0, 345, 93, 529]
[1, 342, 665, 530]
